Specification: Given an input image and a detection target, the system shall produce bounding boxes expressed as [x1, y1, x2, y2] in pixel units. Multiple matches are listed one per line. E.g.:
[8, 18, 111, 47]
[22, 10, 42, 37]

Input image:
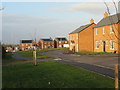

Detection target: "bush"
[2, 46, 6, 58]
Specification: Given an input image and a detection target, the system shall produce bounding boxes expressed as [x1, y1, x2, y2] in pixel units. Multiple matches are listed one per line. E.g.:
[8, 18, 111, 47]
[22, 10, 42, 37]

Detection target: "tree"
[2, 46, 6, 58]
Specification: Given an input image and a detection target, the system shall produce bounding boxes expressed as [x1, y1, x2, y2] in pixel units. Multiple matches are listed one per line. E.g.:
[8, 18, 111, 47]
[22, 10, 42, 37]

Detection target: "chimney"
[90, 19, 94, 24]
[50, 37, 52, 40]
[104, 12, 108, 18]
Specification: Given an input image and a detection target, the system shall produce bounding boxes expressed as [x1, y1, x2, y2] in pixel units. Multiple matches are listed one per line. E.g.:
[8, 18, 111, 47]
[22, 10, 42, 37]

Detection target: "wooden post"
[115, 64, 119, 90]
[33, 50, 37, 66]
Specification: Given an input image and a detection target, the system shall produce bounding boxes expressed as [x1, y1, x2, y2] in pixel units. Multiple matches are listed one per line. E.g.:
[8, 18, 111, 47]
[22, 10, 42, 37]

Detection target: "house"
[20, 40, 34, 51]
[54, 37, 69, 48]
[94, 12, 120, 53]
[38, 38, 54, 49]
[69, 19, 96, 53]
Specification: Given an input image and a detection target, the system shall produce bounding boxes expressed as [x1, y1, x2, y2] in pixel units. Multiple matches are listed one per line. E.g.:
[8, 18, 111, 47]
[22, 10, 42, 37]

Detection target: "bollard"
[115, 64, 119, 90]
[33, 50, 37, 66]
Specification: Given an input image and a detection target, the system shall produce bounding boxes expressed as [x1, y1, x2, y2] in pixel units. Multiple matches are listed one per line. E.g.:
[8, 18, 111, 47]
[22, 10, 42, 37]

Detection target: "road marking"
[53, 58, 62, 61]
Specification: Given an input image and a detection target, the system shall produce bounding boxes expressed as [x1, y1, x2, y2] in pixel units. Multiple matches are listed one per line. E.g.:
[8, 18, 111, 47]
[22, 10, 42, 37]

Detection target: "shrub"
[2, 46, 6, 58]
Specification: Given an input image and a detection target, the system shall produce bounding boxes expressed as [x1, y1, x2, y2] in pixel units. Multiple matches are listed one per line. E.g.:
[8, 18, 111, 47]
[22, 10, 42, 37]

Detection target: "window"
[76, 44, 78, 52]
[110, 40, 114, 49]
[59, 45, 62, 47]
[44, 45, 47, 48]
[59, 41, 61, 44]
[76, 34, 78, 39]
[96, 41, 99, 49]
[110, 26, 114, 34]
[65, 41, 68, 43]
[69, 35, 71, 39]
[96, 29, 98, 35]
[106, 40, 108, 46]
[22, 48, 24, 50]
[103, 27, 105, 34]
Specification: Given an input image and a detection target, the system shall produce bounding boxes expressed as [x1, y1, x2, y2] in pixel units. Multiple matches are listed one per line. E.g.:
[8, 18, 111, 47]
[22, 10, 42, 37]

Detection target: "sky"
[1, 1, 118, 44]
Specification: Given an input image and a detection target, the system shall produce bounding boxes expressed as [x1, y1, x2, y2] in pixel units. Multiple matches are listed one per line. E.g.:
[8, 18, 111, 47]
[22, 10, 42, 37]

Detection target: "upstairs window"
[103, 27, 105, 34]
[96, 29, 98, 35]
[76, 34, 78, 39]
[110, 26, 114, 34]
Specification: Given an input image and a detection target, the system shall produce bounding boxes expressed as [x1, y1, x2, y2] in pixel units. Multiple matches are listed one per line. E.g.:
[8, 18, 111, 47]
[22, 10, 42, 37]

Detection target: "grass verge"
[2, 61, 118, 88]
[18, 48, 67, 59]
[2, 52, 25, 63]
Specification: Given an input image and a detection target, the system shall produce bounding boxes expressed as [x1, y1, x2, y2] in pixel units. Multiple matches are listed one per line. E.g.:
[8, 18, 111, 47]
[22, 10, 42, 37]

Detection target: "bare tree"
[104, 0, 120, 45]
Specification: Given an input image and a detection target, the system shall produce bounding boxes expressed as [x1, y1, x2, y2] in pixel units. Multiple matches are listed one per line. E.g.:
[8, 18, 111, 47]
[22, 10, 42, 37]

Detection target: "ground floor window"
[110, 40, 114, 49]
[76, 44, 78, 52]
[96, 41, 99, 49]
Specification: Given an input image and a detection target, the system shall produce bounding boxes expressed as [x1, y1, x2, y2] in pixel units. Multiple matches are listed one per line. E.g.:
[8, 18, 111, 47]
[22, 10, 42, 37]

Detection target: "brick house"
[94, 12, 120, 53]
[69, 19, 96, 52]
[20, 40, 34, 51]
[54, 37, 69, 48]
[38, 38, 54, 49]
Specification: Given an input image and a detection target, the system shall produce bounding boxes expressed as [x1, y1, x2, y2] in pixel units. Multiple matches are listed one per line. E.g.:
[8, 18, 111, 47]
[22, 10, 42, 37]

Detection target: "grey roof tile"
[94, 13, 120, 28]
[69, 23, 94, 34]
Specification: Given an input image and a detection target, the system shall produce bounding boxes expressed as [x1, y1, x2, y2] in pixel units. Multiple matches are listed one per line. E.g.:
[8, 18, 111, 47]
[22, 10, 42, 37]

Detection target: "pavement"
[11, 50, 120, 79]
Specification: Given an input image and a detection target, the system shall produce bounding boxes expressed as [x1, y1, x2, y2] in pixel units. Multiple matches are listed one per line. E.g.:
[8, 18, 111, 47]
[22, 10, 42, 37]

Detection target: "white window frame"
[110, 40, 114, 50]
[76, 44, 78, 52]
[59, 41, 61, 44]
[110, 26, 114, 34]
[96, 41, 99, 49]
[22, 44, 24, 46]
[76, 34, 78, 39]
[103, 27, 105, 34]
[45, 45, 47, 48]
[96, 29, 98, 35]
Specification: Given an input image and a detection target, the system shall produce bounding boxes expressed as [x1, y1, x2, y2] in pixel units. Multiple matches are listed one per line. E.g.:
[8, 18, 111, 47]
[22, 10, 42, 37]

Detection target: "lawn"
[18, 48, 67, 59]
[2, 61, 117, 88]
[2, 52, 25, 63]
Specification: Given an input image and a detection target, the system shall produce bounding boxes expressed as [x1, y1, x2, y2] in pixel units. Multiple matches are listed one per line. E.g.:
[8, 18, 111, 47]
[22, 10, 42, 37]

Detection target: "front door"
[103, 41, 106, 52]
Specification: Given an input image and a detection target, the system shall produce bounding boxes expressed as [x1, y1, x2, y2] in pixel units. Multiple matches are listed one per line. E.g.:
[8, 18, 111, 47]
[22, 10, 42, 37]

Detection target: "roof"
[94, 13, 120, 28]
[20, 40, 33, 43]
[41, 39, 53, 41]
[55, 38, 67, 41]
[69, 23, 94, 34]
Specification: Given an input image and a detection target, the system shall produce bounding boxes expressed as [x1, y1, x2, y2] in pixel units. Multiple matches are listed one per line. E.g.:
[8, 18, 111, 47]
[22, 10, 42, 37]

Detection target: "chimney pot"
[90, 19, 94, 24]
[104, 12, 108, 18]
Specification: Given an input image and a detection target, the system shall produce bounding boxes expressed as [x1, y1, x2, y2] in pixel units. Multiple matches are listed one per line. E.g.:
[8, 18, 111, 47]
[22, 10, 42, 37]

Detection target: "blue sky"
[2, 2, 116, 44]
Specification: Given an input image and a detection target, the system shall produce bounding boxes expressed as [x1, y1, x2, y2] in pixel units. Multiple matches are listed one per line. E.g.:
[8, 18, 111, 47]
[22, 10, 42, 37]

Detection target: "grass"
[18, 48, 67, 59]
[66, 50, 116, 55]
[82, 52, 114, 55]
[2, 52, 25, 63]
[2, 61, 118, 88]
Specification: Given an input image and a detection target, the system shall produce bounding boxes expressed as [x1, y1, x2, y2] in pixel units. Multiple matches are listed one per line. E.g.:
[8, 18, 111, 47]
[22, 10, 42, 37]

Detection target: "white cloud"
[2, 14, 80, 44]
[2, 0, 119, 2]
[53, 2, 117, 15]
